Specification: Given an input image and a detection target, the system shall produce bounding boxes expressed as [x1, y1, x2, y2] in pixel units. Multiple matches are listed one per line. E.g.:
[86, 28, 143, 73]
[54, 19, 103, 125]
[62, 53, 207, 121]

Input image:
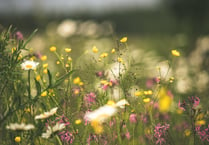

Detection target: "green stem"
[116, 117, 122, 144]
[54, 51, 66, 71]
[28, 70, 31, 99]
[56, 135, 62, 145]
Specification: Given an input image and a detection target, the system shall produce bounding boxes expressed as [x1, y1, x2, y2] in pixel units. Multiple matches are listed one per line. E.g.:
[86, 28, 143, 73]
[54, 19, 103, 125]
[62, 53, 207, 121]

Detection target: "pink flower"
[110, 79, 118, 86]
[193, 97, 200, 108]
[102, 84, 109, 90]
[129, 114, 137, 123]
[15, 31, 24, 40]
[125, 132, 131, 140]
[84, 92, 96, 106]
[146, 79, 154, 88]
[154, 123, 170, 145]
[178, 100, 186, 111]
[96, 71, 104, 77]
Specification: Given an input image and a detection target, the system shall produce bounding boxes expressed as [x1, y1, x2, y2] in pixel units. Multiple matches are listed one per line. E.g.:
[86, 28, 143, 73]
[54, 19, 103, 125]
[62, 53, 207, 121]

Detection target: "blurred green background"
[1, 0, 209, 55]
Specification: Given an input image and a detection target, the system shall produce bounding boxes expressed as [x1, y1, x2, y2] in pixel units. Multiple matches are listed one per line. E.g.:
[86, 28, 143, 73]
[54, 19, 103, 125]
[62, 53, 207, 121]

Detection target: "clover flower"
[21, 60, 39, 70]
[6, 123, 35, 131]
[35, 107, 58, 120]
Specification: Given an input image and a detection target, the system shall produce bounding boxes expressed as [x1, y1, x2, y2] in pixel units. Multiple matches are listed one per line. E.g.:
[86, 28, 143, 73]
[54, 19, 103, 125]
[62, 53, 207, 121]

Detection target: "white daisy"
[84, 99, 129, 123]
[6, 123, 35, 131]
[21, 60, 39, 70]
[115, 99, 130, 108]
[84, 105, 117, 123]
[35, 107, 58, 120]
[42, 123, 65, 139]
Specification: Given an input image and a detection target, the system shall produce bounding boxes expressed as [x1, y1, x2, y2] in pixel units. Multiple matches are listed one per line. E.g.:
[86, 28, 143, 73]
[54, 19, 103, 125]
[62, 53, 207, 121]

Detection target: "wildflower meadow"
[0, 24, 209, 145]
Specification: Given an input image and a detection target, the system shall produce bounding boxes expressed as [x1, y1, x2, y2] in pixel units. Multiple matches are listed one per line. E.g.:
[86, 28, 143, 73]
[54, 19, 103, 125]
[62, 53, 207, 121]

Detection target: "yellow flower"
[41, 91, 47, 97]
[24, 108, 30, 113]
[74, 89, 80, 95]
[111, 48, 116, 53]
[91, 120, 104, 134]
[75, 119, 82, 125]
[55, 73, 59, 78]
[15, 136, 21, 142]
[43, 69, 48, 74]
[120, 37, 127, 43]
[159, 95, 172, 113]
[134, 91, 142, 97]
[18, 54, 22, 60]
[65, 64, 70, 68]
[92, 46, 98, 53]
[171, 50, 180, 56]
[73, 77, 81, 84]
[36, 75, 41, 81]
[107, 100, 116, 106]
[184, 129, 191, 136]
[79, 82, 84, 86]
[100, 80, 109, 85]
[43, 63, 48, 68]
[144, 128, 151, 135]
[100, 53, 108, 58]
[176, 109, 183, 114]
[143, 98, 150, 103]
[65, 48, 72, 53]
[195, 120, 206, 126]
[41, 55, 47, 61]
[158, 87, 172, 113]
[56, 61, 60, 64]
[68, 57, 72, 61]
[50, 46, 56, 52]
[12, 47, 16, 53]
[117, 57, 123, 63]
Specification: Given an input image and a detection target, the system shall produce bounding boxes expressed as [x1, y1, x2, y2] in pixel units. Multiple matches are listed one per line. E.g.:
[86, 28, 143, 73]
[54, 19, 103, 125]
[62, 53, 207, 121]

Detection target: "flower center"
[26, 64, 33, 69]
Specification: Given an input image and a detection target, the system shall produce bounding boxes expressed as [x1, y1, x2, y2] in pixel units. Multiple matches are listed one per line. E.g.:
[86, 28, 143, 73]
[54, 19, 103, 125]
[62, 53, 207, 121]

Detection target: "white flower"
[115, 99, 130, 108]
[84, 99, 129, 123]
[35, 107, 58, 120]
[21, 60, 39, 70]
[42, 123, 65, 139]
[84, 105, 117, 123]
[6, 123, 35, 131]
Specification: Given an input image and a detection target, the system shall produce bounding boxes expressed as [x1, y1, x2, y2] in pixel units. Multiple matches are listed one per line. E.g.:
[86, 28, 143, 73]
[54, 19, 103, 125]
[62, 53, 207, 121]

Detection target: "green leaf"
[47, 69, 52, 88]
[22, 29, 38, 49]
[51, 70, 75, 88]
[34, 79, 41, 96]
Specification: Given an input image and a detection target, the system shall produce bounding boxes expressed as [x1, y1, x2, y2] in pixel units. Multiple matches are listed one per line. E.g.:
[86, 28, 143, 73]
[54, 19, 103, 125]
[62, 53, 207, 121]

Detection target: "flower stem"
[28, 70, 31, 99]
[56, 135, 63, 145]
